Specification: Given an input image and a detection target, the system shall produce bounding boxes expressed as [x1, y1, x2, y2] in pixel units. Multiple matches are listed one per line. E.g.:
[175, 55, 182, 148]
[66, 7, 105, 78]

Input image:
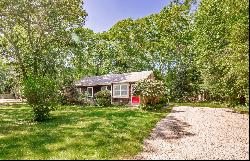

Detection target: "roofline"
[75, 70, 153, 86]
[76, 83, 111, 87]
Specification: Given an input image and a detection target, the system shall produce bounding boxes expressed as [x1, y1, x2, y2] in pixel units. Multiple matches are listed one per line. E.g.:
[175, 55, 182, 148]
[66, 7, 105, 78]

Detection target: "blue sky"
[83, 0, 172, 33]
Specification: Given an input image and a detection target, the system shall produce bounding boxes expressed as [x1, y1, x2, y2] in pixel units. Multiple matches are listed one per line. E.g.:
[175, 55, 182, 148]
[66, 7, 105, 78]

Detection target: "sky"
[83, 0, 172, 33]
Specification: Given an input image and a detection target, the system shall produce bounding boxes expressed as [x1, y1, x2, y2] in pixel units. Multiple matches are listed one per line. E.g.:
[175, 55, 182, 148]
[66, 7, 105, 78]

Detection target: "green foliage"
[71, 28, 116, 77]
[59, 82, 94, 106]
[0, 0, 87, 121]
[76, 92, 95, 106]
[193, 0, 249, 106]
[23, 76, 59, 121]
[169, 64, 202, 102]
[0, 60, 12, 94]
[59, 84, 79, 105]
[72, 0, 248, 108]
[94, 90, 111, 107]
[73, 0, 200, 102]
[1, 0, 248, 121]
[0, 59, 21, 96]
[134, 79, 169, 110]
[140, 102, 167, 111]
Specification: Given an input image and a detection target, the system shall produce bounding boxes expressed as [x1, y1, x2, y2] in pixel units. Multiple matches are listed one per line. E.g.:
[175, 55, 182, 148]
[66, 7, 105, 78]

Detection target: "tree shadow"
[151, 116, 195, 140]
[169, 110, 185, 113]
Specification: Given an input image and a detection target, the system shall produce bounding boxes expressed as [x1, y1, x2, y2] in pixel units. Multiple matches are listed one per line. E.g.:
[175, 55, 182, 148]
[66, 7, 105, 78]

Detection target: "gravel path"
[134, 106, 249, 160]
[0, 99, 23, 103]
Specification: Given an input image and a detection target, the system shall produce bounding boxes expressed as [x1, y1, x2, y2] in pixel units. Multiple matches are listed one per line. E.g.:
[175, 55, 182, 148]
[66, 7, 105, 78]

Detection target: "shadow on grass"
[0, 105, 169, 160]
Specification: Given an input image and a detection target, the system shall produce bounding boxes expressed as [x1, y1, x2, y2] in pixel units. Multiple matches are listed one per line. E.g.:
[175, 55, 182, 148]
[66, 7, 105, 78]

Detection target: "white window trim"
[87, 87, 93, 98]
[113, 83, 129, 98]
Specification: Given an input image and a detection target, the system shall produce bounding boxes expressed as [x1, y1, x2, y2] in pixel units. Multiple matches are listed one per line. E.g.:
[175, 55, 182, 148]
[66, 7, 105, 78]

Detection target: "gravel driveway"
[134, 106, 249, 160]
[0, 99, 23, 103]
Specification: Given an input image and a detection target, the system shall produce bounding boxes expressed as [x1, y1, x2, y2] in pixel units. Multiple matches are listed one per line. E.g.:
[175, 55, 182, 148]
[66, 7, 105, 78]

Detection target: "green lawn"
[0, 104, 171, 160]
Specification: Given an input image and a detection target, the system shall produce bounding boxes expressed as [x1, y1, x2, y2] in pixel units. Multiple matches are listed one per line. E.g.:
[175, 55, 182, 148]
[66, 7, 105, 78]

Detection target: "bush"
[140, 103, 166, 111]
[59, 84, 79, 105]
[134, 79, 169, 110]
[23, 76, 59, 122]
[134, 79, 170, 111]
[139, 96, 169, 111]
[59, 84, 94, 106]
[77, 92, 95, 106]
[94, 90, 111, 107]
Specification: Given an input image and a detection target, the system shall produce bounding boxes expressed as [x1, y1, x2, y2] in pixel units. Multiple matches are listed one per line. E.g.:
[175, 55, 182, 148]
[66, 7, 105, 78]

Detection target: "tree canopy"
[0, 0, 248, 121]
[70, 0, 248, 106]
[0, 0, 87, 121]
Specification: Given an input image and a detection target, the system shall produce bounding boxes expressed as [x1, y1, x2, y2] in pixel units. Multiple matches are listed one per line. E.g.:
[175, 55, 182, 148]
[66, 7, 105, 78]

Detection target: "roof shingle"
[75, 71, 153, 86]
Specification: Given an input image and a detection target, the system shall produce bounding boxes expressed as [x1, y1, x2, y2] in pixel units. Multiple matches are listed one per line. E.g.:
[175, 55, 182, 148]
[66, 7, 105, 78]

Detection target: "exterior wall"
[111, 83, 132, 105]
[76, 85, 111, 97]
[111, 73, 155, 105]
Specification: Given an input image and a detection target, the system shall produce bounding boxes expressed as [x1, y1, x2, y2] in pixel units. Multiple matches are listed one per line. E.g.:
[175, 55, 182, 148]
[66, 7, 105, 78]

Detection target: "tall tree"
[71, 28, 117, 77]
[0, 0, 87, 121]
[193, 0, 249, 105]
[107, 0, 199, 100]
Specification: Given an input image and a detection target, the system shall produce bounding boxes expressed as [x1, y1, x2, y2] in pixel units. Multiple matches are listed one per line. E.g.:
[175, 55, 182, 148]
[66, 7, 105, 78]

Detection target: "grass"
[0, 104, 172, 160]
[172, 102, 249, 114]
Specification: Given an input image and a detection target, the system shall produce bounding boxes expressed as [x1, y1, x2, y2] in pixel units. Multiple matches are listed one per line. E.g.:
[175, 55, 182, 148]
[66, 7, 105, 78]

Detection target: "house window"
[80, 87, 84, 93]
[113, 84, 129, 98]
[87, 87, 93, 97]
[101, 86, 108, 91]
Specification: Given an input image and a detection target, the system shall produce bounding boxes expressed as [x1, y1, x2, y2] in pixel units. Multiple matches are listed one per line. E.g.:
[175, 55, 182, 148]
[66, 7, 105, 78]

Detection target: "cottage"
[75, 71, 154, 106]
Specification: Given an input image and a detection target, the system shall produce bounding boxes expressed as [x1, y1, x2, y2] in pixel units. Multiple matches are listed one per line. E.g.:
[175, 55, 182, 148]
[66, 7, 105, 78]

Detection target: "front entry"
[131, 84, 140, 106]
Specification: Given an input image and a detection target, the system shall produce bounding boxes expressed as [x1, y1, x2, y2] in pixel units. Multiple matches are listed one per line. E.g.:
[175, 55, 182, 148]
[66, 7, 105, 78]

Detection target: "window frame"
[113, 83, 129, 98]
[86, 87, 93, 98]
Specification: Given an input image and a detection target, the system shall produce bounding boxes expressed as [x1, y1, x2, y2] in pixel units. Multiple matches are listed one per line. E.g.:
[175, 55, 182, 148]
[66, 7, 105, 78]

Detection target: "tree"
[193, 0, 249, 106]
[0, 0, 87, 121]
[0, 58, 13, 94]
[106, 0, 200, 101]
[108, 18, 146, 73]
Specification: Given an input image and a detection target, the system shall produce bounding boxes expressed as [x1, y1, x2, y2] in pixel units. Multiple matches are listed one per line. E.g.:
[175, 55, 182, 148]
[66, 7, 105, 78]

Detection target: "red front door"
[131, 84, 140, 106]
[132, 96, 140, 104]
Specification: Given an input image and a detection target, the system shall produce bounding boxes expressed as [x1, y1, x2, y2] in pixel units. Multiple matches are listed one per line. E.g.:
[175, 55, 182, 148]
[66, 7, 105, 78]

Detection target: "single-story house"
[75, 70, 154, 106]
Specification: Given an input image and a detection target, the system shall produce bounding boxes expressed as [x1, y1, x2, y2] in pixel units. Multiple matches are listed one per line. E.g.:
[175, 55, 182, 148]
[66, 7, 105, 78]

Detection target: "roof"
[75, 70, 153, 86]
